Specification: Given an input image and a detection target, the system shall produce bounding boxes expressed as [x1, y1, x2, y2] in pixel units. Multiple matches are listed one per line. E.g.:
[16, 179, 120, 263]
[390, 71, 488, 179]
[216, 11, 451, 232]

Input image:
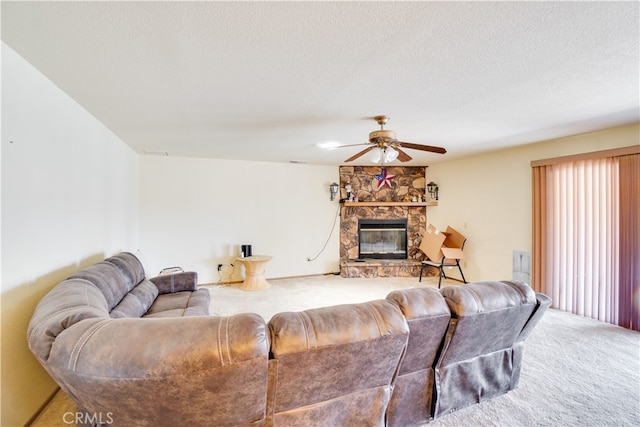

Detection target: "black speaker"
[241, 244, 252, 258]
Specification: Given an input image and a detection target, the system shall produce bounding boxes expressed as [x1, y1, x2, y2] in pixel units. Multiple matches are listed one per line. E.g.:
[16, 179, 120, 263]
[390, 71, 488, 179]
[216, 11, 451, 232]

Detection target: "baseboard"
[200, 272, 335, 287]
[26, 386, 60, 427]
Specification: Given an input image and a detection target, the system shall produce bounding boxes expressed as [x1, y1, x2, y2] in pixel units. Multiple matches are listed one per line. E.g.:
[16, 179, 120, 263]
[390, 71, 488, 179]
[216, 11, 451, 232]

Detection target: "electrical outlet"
[217, 264, 223, 271]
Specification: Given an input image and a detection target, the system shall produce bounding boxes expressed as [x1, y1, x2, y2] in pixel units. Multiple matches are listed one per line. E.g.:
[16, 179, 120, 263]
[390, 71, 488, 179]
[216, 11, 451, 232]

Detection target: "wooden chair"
[419, 225, 467, 288]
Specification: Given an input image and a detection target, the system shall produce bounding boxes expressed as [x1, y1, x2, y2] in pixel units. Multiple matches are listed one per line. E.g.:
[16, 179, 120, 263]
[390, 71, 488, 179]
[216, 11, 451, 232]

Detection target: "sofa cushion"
[68, 261, 130, 311]
[110, 279, 159, 318]
[144, 289, 210, 318]
[105, 251, 147, 288]
[150, 271, 198, 294]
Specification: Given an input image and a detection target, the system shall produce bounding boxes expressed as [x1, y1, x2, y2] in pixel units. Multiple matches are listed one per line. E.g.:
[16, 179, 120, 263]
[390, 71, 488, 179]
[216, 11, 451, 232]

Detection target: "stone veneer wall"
[339, 166, 428, 274]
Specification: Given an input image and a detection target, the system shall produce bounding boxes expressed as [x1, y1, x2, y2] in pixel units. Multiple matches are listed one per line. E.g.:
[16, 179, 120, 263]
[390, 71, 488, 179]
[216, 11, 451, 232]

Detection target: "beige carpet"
[32, 275, 640, 426]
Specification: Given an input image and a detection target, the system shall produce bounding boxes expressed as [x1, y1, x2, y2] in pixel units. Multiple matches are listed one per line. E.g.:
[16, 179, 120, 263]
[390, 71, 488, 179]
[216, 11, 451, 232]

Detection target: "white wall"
[139, 156, 339, 283]
[427, 123, 639, 282]
[1, 44, 139, 426]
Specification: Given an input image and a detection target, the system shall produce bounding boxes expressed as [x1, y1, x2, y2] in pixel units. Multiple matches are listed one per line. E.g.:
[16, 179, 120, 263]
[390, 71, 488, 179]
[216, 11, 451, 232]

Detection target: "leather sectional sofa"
[28, 252, 550, 426]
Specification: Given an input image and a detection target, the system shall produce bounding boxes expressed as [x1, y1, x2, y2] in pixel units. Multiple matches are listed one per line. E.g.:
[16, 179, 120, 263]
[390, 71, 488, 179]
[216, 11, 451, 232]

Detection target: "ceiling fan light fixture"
[384, 147, 399, 163]
[368, 147, 382, 164]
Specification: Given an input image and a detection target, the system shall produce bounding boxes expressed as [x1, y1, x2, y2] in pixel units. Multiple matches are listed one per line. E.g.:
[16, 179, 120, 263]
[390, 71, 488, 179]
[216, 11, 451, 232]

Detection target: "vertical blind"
[618, 153, 640, 330]
[532, 147, 639, 331]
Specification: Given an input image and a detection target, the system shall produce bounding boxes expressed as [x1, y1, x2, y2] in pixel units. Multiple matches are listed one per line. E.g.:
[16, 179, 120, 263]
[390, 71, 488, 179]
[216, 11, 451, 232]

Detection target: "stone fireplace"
[339, 166, 435, 278]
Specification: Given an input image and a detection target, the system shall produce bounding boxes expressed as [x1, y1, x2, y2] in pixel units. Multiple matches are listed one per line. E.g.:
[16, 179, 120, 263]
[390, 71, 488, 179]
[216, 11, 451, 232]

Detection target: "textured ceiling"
[2, 1, 638, 165]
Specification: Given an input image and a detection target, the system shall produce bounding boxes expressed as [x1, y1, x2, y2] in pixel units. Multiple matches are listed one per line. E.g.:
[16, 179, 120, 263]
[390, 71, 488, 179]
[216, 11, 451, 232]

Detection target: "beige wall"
[427, 122, 639, 282]
[1, 44, 140, 426]
[139, 156, 340, 283]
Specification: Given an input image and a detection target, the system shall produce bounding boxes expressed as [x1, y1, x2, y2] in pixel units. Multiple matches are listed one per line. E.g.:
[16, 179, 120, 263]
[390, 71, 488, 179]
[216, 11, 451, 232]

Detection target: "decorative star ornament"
[374, 168, 395, 189]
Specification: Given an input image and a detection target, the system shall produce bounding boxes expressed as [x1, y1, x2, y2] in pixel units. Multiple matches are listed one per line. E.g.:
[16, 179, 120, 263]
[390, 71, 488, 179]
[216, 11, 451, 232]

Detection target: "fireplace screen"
[358, 219, 408, 259]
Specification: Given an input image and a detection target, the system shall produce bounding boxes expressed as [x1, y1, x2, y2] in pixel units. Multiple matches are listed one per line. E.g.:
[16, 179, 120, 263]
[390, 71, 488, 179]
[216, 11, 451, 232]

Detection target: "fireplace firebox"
[358, 219, 408, 260]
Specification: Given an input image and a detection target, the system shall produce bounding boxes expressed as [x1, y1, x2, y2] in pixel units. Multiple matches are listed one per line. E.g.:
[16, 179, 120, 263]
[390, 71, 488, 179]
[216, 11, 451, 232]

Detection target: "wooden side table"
[236, 255, 272, 291]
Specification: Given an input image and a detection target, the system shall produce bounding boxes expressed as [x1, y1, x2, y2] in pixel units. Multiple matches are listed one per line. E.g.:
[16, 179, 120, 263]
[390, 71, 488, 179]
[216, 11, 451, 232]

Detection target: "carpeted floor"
[31, 275, 640, 426]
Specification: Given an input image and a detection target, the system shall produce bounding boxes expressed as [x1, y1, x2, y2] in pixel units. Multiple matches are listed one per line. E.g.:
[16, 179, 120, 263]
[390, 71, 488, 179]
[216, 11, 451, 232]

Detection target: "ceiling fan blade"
[337, 143, 370, 148]
[398, 142, 447, 154]
[395, 147, 413, 162]
[345, 146, 376, 162]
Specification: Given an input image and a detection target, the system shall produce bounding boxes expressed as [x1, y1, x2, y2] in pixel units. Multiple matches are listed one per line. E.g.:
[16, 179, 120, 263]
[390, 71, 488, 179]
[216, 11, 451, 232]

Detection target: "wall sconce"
[427, 182, 439, 201]
[329, 182, 339, 201]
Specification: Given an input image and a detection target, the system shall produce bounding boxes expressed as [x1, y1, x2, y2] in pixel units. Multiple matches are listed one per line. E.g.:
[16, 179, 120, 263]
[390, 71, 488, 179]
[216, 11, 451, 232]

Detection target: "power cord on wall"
[306, 204, 341, 262]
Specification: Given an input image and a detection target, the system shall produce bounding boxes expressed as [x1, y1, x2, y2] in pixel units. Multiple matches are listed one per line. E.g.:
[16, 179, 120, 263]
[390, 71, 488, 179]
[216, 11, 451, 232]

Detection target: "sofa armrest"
[150, 271, 198, 294]
[518, 292, 552, 341]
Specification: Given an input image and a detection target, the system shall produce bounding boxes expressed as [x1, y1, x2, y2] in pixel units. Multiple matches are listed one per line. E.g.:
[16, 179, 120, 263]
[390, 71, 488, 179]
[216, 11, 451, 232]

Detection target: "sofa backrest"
[438, 280, 537, 366]
[385, 287, 451, 427]
[49, 313, 270, 426]
[433, 280, 538, 417]
[266, 300, 409, 426]
[67, 261, 131, 311]
[109, 279, 159, 318]
[67, 252, 146, 310]
[386, 287, 451, 376]
[104, 252, 146, 289]
[28, 252, 149, 362]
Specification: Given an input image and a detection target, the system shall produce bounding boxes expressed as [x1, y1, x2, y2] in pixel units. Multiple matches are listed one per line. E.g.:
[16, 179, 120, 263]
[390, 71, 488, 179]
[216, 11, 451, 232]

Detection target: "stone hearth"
[341, 259, 422, 278]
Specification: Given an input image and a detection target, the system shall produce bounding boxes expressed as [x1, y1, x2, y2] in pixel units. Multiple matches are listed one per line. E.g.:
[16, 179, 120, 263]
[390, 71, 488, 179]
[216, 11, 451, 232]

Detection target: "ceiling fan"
[342, 115, 446, 163]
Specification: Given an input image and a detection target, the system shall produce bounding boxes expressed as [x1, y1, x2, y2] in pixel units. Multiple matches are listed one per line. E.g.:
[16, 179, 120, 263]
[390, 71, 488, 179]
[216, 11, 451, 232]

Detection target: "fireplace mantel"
[342, 201, 437, 207]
